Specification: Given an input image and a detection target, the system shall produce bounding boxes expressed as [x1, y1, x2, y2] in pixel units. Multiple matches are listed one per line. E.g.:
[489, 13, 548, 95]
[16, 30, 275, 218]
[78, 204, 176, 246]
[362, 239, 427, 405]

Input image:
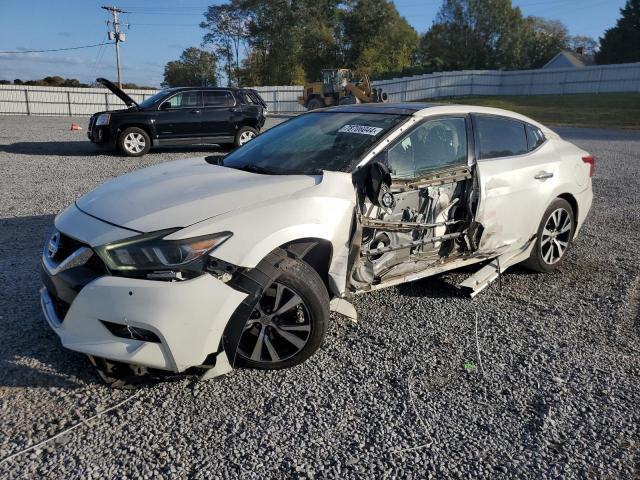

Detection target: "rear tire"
[234, 126, 258, 148]
[231, 255, 329, 370]
[117, 127, 150, 157]
[523, 198, 575, 273]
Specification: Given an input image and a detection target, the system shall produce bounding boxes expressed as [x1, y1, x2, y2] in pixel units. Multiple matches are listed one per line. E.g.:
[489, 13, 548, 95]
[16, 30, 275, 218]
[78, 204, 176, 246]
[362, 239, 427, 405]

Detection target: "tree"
[201, 2, 248, 86]
[567, 35, 598, 56]
[236, 0, 305, 85]
[596, 0, 640, 64]
[341, 0, 418, 77]
[523, 17, 568, 68]
[162, 47, 218, 87]
[418, 0, 578, 71]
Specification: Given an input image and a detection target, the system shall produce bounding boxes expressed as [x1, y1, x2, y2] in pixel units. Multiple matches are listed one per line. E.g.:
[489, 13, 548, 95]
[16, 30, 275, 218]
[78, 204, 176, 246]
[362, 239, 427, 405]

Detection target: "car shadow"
[394, 261, 538, 299]
[0, 214, 102, 388]
[0, 141, 105, 157]
[0, 141, 232, 157]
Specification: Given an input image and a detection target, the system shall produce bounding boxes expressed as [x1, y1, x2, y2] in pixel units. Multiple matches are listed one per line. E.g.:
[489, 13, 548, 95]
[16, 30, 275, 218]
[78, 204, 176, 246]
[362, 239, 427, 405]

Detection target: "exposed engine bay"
[350, 165, 479, 291]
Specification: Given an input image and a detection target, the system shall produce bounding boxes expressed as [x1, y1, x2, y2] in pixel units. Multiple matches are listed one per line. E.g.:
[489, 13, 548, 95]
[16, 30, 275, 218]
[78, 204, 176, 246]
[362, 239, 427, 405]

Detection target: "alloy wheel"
[540, 207, 572, 265]
[239, 130, 256, 145]
[237, 282, 312, 364]
[124, 132, 146, 154]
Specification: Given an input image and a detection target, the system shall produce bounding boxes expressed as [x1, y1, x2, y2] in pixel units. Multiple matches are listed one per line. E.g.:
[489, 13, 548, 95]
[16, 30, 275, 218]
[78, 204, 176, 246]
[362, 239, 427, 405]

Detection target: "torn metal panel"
[459, 239, 536, 297]
[330, 297, 358, 323]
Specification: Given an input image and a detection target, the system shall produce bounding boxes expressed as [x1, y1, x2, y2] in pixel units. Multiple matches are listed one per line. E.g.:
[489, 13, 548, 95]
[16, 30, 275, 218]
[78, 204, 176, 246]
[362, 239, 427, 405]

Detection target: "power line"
[0, 42, 113, 54]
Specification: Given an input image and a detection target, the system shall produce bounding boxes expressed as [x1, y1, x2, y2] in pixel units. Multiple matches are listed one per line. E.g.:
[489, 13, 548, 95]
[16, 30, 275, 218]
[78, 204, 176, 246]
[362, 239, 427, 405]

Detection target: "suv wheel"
[118, 127, 151, 157]
[523, 198, 575, 273]
[234, 126, 258, 147]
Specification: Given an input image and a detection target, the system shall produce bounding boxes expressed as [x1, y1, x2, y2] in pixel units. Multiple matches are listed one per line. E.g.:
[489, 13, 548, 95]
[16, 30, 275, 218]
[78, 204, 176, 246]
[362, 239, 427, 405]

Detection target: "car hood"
[75, 157, 320, 233]
[96, 77, 138, 108]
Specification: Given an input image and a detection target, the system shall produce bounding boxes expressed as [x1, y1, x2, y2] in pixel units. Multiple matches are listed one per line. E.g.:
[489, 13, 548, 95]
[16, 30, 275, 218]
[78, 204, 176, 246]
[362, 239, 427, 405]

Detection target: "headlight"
[95, 113, 111, 126]
[95, 229, 232, 272]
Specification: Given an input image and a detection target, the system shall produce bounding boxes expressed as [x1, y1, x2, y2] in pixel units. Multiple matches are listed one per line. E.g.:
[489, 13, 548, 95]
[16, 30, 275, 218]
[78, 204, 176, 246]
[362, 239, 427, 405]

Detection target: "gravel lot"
[0, 115, 639, 479]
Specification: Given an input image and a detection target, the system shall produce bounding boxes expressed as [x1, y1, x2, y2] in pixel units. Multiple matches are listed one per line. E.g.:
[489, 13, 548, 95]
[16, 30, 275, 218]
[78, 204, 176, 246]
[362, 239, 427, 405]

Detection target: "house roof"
[542, 50, 596, 69]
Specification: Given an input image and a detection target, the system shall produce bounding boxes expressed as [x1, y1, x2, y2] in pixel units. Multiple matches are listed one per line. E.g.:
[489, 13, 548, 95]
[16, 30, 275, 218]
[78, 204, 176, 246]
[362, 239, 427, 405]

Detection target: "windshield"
[138, 90, 171, 109]
[222, 112, 407, 175]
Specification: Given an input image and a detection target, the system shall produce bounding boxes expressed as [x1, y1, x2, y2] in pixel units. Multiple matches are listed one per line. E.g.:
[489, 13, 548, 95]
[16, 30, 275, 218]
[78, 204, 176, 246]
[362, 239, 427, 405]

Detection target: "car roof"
[323, 102, 553, 135]
[162, 86, 240, 92]
[324, 103, 443, 115]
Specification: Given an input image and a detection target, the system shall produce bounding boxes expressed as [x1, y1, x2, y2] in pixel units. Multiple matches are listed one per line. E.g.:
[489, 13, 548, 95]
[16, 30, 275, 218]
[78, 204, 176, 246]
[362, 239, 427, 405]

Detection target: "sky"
[0, 0, 627, 87]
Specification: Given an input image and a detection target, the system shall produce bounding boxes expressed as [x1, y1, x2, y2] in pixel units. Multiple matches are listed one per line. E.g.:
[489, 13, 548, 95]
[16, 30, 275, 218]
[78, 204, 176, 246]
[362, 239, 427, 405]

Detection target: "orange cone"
[70, 123, 82, 131]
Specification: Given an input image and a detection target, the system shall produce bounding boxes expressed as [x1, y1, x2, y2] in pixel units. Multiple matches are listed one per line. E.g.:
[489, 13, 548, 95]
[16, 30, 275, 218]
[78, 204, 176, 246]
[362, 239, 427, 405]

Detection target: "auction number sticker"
[338, 125, 383, 136]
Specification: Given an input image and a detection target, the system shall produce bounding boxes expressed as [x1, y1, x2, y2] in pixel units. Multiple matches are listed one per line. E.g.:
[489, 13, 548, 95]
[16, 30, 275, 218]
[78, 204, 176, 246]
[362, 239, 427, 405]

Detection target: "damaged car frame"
[40, 103, 594, 382]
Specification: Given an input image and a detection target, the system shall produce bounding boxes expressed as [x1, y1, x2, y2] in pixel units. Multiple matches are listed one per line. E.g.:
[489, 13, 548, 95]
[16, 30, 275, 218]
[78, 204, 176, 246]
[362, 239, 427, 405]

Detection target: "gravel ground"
[0, 115, 639, 479]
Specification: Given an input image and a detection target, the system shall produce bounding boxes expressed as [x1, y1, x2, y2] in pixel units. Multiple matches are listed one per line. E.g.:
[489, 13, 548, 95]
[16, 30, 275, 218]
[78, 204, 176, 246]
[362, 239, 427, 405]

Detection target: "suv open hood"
[75, 157, 319, 233]
[96, 77, 138, 108]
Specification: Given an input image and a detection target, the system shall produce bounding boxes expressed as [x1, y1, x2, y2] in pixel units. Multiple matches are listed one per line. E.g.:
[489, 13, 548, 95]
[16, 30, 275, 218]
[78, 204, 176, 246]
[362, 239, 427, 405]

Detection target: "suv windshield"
[222, 112, 406, 175]
[138, 90, 171, 109]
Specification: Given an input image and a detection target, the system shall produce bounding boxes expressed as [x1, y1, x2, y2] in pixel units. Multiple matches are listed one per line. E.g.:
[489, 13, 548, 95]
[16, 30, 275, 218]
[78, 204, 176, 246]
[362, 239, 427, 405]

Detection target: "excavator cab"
[321, 69, 352, 96]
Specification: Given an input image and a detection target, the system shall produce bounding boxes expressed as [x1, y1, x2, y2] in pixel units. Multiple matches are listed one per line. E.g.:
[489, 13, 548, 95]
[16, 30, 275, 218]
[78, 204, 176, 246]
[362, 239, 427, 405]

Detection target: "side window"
[387, 117, 467, 179]
[167, 91, 201, 108]
[526, 124, 546, 151]
[476, 116, 527, 159]
[240, 91, 256, 105]
[203, 91, 235, 107]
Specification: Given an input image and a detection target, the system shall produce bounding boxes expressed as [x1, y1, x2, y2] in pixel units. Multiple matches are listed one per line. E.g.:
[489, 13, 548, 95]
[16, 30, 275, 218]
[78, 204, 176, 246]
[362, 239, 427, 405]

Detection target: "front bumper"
[41, 273, 247, 372]
[87, 121, 113, 145]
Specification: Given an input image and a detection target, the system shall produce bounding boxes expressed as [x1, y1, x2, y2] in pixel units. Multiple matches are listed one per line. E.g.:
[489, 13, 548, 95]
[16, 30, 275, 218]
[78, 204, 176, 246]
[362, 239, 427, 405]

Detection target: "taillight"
[582, 156, 595, 177]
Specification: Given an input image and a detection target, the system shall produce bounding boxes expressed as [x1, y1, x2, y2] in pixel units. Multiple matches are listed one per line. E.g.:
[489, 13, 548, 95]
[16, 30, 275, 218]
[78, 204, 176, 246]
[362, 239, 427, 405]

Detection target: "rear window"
[203, 91, 235, 107]
[476, 116, 527, 159]
[526, 124, 546, 151]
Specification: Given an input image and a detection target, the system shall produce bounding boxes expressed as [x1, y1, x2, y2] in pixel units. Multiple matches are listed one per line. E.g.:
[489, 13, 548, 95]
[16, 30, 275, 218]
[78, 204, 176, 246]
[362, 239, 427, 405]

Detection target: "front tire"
[306, 98, 324, 110]
[523, 198, 575, 273]
[232, 255, 329, 370]
[117, 127, 150, 157]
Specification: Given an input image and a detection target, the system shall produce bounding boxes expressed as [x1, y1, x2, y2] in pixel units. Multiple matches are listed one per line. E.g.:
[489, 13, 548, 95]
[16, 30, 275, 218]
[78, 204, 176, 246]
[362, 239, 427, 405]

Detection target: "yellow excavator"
[298, 68, 389, 110]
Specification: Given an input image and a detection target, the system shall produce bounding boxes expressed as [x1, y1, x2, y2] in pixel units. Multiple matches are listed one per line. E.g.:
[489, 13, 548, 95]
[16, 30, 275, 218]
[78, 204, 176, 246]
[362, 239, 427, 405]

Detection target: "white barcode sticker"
[338, 124, 383, 136]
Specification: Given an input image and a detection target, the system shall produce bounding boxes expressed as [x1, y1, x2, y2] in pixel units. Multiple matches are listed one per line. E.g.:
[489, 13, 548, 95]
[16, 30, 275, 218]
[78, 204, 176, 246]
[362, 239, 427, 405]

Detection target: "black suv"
[88, 78, 268, 157]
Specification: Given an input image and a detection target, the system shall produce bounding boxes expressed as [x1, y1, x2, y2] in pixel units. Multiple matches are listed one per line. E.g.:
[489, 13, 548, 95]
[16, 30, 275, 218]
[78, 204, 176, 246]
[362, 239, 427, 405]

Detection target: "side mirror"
[160, 102, 171, 111]
[355, 159, 392, 207]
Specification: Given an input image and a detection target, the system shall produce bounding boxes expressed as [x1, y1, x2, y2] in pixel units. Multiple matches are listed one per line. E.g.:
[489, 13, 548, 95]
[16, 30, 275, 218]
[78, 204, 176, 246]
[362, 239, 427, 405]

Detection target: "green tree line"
[163, 0, 639, 88]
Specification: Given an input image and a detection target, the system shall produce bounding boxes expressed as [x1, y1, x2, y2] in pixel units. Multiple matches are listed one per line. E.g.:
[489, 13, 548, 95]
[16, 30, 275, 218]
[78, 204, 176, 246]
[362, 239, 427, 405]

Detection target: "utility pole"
[102, 5, 127, 88]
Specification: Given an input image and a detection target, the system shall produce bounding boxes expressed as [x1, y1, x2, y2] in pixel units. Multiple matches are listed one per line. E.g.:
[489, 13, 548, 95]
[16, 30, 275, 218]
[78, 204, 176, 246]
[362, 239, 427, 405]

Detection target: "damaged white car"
[40, 103, 594, 382]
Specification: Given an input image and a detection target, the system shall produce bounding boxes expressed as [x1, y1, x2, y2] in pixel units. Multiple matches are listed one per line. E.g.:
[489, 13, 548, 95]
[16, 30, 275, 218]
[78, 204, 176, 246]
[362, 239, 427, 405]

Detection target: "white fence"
[374, 62, 640, 102]
[0, 85, 157, 116]
[1, 62, 639, 116]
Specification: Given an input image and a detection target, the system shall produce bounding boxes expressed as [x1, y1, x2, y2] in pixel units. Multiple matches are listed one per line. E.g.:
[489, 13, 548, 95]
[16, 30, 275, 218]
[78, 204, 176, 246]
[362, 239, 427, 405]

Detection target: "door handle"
[534, 171, 554, 180]
[191, 109, 201, 114]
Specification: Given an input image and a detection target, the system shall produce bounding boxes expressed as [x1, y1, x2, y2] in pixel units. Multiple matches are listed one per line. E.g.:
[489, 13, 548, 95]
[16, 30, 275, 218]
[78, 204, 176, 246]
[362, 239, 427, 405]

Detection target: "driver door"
[353, 116, 470, 286]
[155, 91, 203, 140]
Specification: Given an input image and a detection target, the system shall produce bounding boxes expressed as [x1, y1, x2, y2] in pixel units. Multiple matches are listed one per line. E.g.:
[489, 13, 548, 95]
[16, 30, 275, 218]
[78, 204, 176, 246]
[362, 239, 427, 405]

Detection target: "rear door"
[473, 114, 558, 253]
[200, 90, 236, 138]
[155, 90, 203, 140]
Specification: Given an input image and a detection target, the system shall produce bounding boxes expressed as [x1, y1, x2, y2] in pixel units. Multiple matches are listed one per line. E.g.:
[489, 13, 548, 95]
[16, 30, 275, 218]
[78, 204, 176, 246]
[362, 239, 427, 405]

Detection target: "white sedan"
[40, 103, 594, 383]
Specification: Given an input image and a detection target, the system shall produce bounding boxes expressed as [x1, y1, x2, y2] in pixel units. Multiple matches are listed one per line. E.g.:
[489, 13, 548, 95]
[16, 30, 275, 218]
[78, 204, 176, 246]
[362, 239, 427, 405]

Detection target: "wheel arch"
[280, 238, 334, 298]
[116, 122, 154, 140]
[241, 118, 261, 130]
[556, 192, 578, 238]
